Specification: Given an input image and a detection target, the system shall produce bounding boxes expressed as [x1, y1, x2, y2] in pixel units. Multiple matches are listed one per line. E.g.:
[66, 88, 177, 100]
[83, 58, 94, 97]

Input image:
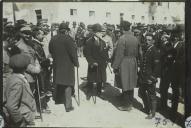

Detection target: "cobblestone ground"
[33, 57, 184, 128]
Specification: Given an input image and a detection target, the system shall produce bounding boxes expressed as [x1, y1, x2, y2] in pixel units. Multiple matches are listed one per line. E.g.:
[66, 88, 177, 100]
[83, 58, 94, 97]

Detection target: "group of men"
[3, 19, 52, 127]
[2, 17, 185, 127]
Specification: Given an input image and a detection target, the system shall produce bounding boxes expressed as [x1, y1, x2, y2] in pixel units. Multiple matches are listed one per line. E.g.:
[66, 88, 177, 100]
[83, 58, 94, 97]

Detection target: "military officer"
[138, 33, 160, 119]
[112, 21, 139, 111]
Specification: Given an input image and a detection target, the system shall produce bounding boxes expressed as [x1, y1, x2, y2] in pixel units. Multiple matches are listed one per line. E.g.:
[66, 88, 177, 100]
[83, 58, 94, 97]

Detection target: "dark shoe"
[117, 106, 132, 111]
[86, 95, 91, 101]
[145, 113, 155, 119]
[98, 94, 105, 100]
[141, 108, 150, 114]
[42, 109, 51, 114]
[27, 121, 35, 126]
[66, 106, 74, 112]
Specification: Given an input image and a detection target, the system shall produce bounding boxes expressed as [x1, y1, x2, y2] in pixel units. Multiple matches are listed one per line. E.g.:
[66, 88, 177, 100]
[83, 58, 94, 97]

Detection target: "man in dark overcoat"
[85, 23, 111, 99]
[112, 21, 139, 111]
[170, 30, 185, 122]
[49, 22, 79, 112]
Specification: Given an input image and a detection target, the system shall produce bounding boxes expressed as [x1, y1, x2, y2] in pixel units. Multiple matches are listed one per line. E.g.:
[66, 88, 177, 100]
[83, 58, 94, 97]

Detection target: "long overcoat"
[112, 31, 139, 91]
[85, 37, 109, 83]
[49, 33, 79, 86]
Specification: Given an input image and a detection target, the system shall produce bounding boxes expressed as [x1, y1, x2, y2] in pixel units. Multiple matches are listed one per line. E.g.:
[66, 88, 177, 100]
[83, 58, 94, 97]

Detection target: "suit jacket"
[49, 33, 79, 86]
[139, 45, 160, 84]
[4, 73, 36, 126]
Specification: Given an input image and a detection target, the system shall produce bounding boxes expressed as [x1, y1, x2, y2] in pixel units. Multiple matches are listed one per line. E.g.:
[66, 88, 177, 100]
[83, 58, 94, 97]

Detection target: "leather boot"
[145, 101, 157, 119]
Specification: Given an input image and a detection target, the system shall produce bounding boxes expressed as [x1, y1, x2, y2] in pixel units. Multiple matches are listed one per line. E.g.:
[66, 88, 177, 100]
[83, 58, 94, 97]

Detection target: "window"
[141, 16, 145, 20]
[35, 10, 42, 20]
[120, 13, 124, 17]
[158, 2, 162, 6]
[89, 11, 95, 17]
[70, 9, 77, 16]
[152, 16, 155, 20]
[151, 2, 156, 6]
[106, 12, 111, 18]
[142, 2, 144, 4]
[164, 17, 167, 20]
[120, 13, 124, 21]
[132, 15, 135, 20]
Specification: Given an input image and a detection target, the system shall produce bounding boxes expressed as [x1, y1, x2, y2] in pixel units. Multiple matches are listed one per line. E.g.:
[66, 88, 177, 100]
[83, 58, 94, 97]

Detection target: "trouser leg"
[160, 69, 171, 110]
[139, 84, 150, 113]
[64, 86, 72, 109]
[128, 90, 134, 106]
[97, 82, 102, 96]
[147, 84, 157, 115]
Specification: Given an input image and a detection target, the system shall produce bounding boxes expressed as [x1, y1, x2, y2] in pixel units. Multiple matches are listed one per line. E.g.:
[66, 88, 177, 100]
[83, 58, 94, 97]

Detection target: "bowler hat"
[9, 53, 30, 70]
[92, 23, 102, 33]
[59, 22, 70, 31]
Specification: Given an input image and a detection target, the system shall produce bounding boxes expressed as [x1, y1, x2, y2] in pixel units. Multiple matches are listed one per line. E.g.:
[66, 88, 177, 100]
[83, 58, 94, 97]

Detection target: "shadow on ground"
[79, 80, 184, 127]
[79, 81, 143, 111]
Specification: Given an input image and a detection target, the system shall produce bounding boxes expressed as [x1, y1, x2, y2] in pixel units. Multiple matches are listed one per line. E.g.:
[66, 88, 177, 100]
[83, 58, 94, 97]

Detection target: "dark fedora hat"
[59, 22, 70, 31]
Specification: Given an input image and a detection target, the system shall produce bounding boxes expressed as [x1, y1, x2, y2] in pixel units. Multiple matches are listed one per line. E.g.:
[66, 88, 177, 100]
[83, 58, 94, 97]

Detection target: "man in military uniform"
[112, 21, 139, 111]
[138, 33, 160, 119]
[15, 25, 41, 115]
[32, 26, 52, 114]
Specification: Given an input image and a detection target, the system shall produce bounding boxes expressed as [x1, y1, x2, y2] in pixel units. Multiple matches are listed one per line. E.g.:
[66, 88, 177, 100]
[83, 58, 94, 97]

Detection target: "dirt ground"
[33, 57, 184, 128]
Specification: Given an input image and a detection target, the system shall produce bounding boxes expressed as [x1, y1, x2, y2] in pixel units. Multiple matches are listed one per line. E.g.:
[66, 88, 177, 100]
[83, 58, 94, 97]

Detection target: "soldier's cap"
[16, 19, 27, 25]
[80, 22, 85, 29]
[9, 53, 30, 70]
[133, 29, 141, 33]
[120, 20, 131, 28]
[162, 34, 170, 39]
[20, 25, 32, 35]
[87, 24, 93, 29]
[145, 32, 154, 38]
[92, 23, 102, 33]
[59, 22, 70, 31]
[106, 24, 114, 31]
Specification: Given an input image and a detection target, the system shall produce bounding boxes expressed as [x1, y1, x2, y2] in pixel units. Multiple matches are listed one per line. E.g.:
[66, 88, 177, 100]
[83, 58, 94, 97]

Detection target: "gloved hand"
[113, 68, 119, 74]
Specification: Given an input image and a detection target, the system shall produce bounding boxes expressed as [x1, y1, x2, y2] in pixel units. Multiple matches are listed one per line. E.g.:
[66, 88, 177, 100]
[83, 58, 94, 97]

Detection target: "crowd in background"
[2, 18, 185, 127]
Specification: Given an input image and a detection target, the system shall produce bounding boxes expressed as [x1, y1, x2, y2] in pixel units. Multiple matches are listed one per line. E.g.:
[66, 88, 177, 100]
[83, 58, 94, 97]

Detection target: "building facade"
[3, 2, 184, 26]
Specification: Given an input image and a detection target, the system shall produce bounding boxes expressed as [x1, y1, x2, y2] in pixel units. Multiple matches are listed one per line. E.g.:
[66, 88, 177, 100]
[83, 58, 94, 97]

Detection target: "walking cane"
[76, 67, 80, 106]
[92, 66, 98, 104]
[36, 76, 43, 122]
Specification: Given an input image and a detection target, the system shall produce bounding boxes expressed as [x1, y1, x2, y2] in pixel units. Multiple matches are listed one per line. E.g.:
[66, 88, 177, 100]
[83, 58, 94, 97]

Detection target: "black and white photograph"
[1, 0, 189, 127]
